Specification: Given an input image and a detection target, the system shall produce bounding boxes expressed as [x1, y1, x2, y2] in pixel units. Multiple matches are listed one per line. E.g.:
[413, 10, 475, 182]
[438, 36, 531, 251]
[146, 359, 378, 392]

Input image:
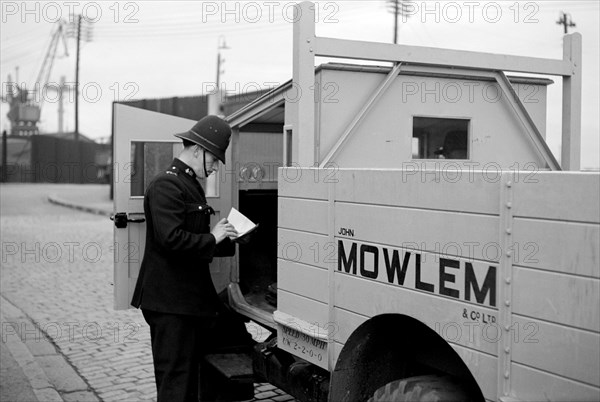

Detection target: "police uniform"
[131, 116, 234, 402]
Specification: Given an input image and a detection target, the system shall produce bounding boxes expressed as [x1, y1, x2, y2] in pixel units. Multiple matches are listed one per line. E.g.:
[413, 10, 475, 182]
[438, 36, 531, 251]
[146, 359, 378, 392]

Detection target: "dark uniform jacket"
[131, 158, 234, 317]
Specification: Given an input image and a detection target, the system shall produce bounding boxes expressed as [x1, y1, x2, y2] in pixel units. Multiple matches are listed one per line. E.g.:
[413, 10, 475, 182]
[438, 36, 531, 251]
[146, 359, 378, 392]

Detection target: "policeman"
[131, 115, 238, 401]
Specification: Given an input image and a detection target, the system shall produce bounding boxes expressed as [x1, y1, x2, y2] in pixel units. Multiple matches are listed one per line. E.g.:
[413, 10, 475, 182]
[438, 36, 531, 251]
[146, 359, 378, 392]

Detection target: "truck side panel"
[512, 268, 599, 331]
[511, 364, 600, 401]
[511, 316, 599, 386]
[333, 169, 501, 214]
[511, 173, 600, 223]
[335, 203, 499, 262]
[279, 198, 328, 234]
[508, 172, 600, 399]
[277, 178, 332, 368]
[276, 168, 599, 401]
[513, 219, 600, 277]
[333, 274, 498, 355]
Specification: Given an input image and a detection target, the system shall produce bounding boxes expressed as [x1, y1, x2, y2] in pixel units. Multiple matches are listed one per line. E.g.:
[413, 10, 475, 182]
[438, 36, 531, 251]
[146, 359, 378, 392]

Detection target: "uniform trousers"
[142, 309, 216, 402]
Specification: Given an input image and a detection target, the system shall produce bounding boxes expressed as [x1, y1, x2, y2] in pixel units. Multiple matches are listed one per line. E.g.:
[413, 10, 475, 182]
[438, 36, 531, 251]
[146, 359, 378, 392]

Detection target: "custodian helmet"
[174, 115, 231, 164]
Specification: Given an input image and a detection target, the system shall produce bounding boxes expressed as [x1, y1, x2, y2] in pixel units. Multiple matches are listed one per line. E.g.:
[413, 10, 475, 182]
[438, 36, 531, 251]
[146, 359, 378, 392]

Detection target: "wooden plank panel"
[334, 169, 500, 215]
[332, 341, 343, 369]
[278, 167, 329, 200]
[278, 289, 329, 328]
[315, 37, 573, 76]
[278, 229, 331, 270]
[450, 344, 497, 401]
[513, 218, 600, 277]
[512, 315, 599, 386]
[511, 363, 600, 402]
[279, 197, 328, 234]
[278, 260, 329, 304]
[334, 272, 498, 355]
[512, 172, 600, 223]
[336, 203, 499, 262]
[512, 267, 600, 332]
[333, 308, 368, 345]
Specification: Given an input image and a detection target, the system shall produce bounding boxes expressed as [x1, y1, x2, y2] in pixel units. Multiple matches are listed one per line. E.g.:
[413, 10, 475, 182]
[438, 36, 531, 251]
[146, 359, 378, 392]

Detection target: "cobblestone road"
[1, 184, 295, 402]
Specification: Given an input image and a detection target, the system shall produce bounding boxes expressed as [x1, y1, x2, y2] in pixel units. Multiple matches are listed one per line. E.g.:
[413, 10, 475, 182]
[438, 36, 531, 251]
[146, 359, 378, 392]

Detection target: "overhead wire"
[94, 24, 292, 40]
[0, 23, 50, 41]
[1, 49, 41, 63]
[1, 41, 47, 60]
[1, 33, 49, 51]
[89, 1, 376, 35]
[92, 17, 291, 31]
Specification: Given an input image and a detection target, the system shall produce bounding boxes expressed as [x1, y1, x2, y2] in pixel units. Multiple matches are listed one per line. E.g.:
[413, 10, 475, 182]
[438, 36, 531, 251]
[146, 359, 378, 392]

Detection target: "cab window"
[412, 117, 469, 159]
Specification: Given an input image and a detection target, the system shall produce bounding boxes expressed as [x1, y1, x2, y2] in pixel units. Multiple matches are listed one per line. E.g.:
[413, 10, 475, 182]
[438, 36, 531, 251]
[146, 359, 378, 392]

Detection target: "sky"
[1, 0, 599, 169]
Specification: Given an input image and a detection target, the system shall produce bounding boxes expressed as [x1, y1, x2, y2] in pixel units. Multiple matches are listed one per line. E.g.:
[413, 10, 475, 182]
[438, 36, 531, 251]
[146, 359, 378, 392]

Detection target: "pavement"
[1, 183, 295, 402]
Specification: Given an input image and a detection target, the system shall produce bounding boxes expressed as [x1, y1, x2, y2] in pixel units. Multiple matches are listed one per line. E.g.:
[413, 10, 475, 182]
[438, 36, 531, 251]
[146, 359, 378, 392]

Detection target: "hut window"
[412, 117, 469, 159]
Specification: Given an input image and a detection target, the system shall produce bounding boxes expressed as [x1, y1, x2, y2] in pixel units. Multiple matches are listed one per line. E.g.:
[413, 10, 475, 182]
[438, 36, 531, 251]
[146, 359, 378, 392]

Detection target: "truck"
[112, 2, 599, 401]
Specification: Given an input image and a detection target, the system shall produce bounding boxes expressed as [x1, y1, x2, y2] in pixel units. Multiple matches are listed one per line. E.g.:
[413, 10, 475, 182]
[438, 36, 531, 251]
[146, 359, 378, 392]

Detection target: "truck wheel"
[367, 374, 476, 402]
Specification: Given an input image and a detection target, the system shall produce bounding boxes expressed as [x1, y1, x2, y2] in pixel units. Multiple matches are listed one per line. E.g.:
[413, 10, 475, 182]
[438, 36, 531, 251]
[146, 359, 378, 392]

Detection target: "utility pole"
[216, 40, 222, 89]
[211, 36, 229, 117]
[556, 11, 576, 34]
[387, 0, 412, 44]
[2, 130, 7, 183]
[69, 15, 93, 140]
[58, 76, 66, 133]
[74, 14, 82, 141]
[392, 0, 398, 44]
[216, 35, 229, 89]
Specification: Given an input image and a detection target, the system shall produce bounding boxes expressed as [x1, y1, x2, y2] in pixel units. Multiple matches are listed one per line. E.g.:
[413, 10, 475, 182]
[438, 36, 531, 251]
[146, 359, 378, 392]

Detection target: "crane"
[4, 20, 70, 136]
[35, 20, 70, 115]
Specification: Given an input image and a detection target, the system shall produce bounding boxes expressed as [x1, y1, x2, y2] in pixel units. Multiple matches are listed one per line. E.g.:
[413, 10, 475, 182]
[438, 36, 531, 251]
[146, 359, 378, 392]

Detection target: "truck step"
[202, 353, 255, 401]
[203, 352, 254, 380]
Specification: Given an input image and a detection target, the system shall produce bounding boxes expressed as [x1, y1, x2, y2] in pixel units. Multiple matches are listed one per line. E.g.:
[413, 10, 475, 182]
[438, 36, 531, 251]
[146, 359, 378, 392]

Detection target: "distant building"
[117, 89, 270, 120]
[0, 131, 109, 184]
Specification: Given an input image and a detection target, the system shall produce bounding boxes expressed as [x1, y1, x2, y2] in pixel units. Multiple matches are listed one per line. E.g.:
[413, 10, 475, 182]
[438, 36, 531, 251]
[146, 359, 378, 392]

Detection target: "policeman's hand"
[211, 219, 238, 244]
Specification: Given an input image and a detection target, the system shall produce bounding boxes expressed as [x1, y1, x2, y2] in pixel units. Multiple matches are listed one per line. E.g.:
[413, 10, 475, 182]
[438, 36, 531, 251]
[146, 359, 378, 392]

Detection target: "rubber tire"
[368, 374, 475, 402]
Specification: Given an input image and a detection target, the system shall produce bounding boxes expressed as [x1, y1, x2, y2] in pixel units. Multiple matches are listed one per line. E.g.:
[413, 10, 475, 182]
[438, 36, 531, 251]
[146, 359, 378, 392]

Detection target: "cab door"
[112, 103, 234, 310]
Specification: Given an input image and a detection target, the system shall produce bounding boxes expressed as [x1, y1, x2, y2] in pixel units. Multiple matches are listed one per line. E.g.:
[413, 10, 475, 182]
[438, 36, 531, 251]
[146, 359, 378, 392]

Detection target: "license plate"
[277, 323, 328, 369]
